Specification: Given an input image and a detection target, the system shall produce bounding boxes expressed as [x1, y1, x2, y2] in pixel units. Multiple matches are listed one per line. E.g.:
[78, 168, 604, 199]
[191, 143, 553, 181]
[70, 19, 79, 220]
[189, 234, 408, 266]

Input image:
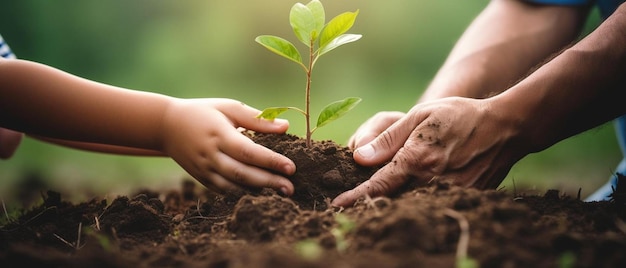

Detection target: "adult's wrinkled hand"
[333, 97, 526, 207]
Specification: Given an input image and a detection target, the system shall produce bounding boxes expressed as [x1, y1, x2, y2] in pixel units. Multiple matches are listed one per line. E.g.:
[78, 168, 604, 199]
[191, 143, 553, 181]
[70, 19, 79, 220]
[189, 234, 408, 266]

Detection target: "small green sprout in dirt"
[255, 0, 362, 147]
[84, 226, 114, 252]
[558, 251, 576, 268]
[331, 213, 355, 252]
[295, 238, 324, 260]
[295, 213, 355, 259]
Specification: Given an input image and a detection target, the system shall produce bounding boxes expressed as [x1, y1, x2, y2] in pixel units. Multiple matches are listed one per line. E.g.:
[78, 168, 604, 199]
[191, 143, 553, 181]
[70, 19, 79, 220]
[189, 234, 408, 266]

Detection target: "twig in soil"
[53, 222, 84, 250]
[335, 206, 345, 214]
[185, 215, 229, 221]
[1, 206, 58, 232]
[96, 198, 114, 221]
[1, 198, 10, 223]
[196, 199, 203, 217]
[183, 199, 228, 221]
[94, 216, 101, 231]
[363, 194, 389, 216]
[443, 208, 470, 261]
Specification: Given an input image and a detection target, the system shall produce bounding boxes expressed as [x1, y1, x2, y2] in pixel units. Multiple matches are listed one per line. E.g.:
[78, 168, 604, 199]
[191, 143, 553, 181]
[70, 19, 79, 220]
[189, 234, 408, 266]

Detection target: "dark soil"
[2, 132, 626, 268]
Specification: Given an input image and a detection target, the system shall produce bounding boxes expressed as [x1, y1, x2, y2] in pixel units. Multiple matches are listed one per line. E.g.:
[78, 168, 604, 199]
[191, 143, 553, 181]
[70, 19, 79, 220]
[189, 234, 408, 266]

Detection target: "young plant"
[255, 0, 362, 147]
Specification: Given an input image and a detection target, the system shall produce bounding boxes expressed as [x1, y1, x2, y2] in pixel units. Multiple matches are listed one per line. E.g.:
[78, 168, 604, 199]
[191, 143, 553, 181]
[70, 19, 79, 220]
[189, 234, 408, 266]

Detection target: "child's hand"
[0, 127, 23, 159]
[160, 98, 296, 195]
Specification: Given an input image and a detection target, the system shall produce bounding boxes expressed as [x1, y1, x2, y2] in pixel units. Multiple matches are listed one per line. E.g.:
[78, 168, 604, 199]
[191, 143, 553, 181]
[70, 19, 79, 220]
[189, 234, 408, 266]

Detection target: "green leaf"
[318, 34, 362, 56]
[316, 97, 362, 128]
[306, 0, 325, 40]
[255, 35, 303, 66]
[290, 3, 317, 47]
[319, 10, 359, 51]
[256, 107, 290, 120]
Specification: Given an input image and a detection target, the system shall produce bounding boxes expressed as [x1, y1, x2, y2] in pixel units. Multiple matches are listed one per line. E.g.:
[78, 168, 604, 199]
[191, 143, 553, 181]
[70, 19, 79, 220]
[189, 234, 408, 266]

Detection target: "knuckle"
[230, 167, 247, 184]
[368, 178, 396, 197]
[263, 176, 281, 190]
[239, 146, 254, 162]
[401, 141, 442, 173]
[378, 130, 395, 150]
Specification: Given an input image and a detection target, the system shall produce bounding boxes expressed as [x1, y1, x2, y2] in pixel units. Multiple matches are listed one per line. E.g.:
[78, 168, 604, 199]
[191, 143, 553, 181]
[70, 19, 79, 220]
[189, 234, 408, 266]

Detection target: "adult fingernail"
[331, 192, 348, 207]
[356, 144, 375, 159]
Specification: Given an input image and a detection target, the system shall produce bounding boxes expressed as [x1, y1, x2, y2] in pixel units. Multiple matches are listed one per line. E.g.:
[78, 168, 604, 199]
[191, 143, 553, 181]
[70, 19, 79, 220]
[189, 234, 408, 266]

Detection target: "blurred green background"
[0, 0, 621, 201]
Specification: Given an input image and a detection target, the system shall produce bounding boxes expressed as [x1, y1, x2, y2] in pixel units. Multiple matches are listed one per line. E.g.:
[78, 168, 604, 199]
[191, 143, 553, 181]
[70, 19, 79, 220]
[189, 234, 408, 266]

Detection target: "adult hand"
[160, 98, 296, 195]
[348, 111, 405, 150]
[333, 97, 526, 207]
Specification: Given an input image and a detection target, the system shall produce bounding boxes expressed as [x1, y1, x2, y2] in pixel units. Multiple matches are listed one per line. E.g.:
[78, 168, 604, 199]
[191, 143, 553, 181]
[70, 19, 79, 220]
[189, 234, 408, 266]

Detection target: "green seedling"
[558, 251, 576, 268]
[331, 213, 355, 252]
[255, 0, 362, 147]
[295, 213, 355, 259]
[295, 238, 324, 260]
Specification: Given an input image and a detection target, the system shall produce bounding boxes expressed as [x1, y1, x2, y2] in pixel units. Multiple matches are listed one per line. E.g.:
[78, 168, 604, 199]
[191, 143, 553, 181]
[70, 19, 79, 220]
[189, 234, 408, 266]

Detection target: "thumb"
[353, 118, 412, 166]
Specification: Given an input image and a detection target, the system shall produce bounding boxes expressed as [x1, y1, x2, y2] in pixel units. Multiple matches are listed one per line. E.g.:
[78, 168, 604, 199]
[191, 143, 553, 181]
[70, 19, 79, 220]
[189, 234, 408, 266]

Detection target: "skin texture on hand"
[332, 1, 626, 207]
[348, 111, 405, 150]
[333, 97, 524, 207]
[0, 58, 296, 195]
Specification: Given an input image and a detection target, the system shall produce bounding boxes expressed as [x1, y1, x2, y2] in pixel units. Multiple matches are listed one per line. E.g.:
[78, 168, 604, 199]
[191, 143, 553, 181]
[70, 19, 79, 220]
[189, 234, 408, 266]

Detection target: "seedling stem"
[255, 0, 363, 147]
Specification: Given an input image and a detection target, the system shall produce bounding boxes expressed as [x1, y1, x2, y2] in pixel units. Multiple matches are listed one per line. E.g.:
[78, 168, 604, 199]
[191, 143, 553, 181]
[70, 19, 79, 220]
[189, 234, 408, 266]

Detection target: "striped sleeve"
[0, 34, 17, 59]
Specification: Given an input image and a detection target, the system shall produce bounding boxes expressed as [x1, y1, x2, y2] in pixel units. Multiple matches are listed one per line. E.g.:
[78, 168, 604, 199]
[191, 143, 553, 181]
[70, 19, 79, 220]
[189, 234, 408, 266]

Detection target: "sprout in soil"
[255, 0, 362, 147]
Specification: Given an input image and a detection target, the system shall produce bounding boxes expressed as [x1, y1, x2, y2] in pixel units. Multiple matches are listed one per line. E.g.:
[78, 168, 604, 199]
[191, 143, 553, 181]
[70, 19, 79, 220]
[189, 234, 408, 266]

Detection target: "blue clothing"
[525, 0, 625, 201]
[526, 0, 623, 18]
[0, 34, 16, 59]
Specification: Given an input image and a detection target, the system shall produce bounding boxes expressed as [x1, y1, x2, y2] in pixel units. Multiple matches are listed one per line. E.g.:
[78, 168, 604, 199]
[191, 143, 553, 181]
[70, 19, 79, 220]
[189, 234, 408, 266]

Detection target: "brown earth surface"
[2, 132, 626, 268]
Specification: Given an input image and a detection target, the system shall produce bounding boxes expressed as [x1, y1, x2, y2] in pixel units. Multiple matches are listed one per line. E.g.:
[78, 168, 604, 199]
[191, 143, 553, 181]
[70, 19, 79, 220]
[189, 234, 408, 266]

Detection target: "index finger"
[331, 161, 409, 207]
[222, 131, 296, 176]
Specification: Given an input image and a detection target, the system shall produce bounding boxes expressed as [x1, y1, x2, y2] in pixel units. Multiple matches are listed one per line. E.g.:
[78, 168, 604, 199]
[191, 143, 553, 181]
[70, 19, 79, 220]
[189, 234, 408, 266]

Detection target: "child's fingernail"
[274, 118, 289, 125]
[283, 163, 295, 175]
[356, 144, 375, 159]
[280, 187, 291, 196]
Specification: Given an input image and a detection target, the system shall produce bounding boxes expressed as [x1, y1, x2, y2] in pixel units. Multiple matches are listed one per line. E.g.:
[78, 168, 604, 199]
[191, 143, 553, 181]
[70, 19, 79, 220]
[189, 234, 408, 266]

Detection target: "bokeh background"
[0, 0, 621, 201]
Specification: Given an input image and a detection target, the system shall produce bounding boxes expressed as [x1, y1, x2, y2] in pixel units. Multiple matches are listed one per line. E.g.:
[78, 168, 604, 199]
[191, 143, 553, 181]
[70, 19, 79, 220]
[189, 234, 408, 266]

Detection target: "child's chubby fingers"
[193, 172, 244, 194]
[222, 131, 296, 176]
[212, 150, 295, 196]
[217, 99, 290, 133]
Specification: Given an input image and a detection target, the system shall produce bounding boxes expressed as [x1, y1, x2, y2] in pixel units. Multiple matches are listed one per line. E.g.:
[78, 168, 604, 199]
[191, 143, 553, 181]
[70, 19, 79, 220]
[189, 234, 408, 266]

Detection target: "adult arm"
[334, 1, 626, 206]
[348, 0, 590, 148]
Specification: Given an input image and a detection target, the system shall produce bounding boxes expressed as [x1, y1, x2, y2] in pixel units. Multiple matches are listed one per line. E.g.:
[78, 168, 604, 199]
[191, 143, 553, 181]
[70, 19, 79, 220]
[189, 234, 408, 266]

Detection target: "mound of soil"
[2, 132, 626, 267]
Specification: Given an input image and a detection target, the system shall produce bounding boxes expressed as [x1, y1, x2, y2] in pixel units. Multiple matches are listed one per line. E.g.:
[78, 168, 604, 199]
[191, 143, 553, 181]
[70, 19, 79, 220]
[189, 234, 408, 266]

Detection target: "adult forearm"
[420, 0, 588, 102]
[0, 59, 172, 151]
[491, 4, 626, 152]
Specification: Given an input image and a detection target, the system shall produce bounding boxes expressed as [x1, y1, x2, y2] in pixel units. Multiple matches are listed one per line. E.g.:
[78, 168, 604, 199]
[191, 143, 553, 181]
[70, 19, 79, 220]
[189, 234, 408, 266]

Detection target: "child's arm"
[0, 127, 22, 159]
[0, 58, 296, 195]
[29, 135, 165, 156]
